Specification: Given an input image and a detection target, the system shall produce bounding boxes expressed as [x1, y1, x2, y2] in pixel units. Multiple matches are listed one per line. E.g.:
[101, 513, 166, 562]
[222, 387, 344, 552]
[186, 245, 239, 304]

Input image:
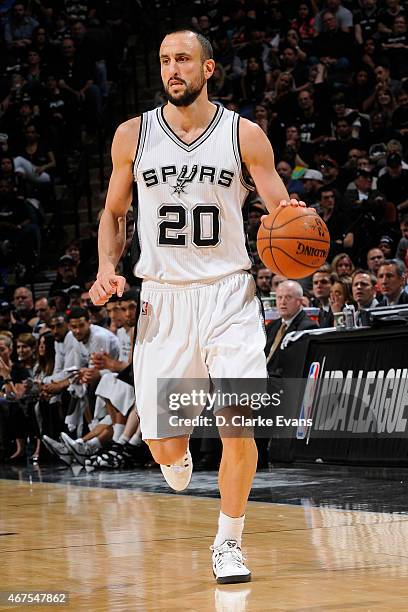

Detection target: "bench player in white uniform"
[90, 29, 305, 584]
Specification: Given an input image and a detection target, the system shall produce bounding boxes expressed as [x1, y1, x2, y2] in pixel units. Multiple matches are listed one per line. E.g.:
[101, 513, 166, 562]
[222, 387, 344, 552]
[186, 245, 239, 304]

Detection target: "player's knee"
[147, 437, 188, 465]
[221, 437, 257, 462]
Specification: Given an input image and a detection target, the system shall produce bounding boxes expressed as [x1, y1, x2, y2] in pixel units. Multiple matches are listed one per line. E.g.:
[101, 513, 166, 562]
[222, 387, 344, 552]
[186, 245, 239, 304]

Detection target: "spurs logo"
[171, 164, 198, 195]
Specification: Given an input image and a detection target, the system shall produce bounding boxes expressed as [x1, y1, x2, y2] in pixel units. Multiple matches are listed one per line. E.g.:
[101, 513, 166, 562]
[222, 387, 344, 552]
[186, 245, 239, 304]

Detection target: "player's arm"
[90, 118, 140, 306]
[239, 119, 304, 213]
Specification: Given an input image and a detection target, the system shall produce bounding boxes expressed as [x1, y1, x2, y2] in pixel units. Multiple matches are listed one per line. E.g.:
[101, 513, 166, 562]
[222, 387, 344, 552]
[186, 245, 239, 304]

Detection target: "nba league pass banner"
[279, 325, 408, 464]
[289, 326, 408, 440]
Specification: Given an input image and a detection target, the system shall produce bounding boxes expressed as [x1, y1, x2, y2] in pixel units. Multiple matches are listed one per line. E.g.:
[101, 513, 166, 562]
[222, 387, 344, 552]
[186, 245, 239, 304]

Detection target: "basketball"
[257, 206, 330, 279]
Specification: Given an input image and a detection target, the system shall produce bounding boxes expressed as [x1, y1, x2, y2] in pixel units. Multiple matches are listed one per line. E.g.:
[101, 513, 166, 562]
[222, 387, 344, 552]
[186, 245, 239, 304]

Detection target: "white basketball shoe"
[160, 449, 193, 492]
[211, 540, 251, 584]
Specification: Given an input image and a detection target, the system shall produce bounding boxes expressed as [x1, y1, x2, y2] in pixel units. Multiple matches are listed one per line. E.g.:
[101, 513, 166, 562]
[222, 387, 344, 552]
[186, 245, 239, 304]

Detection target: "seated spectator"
[13, 123, 56, 185]
[255, 267, 272, 297]
[396, 215, 408, 262]
[344, 169, 395, 224]
[12, 286, 36, 329]
[291, 2, 316, 50]
[314, 0, 354, 34]
[31, 25, 54, 69]
[33, 295, 54, 335]
[391, 88, 408, 139]
[279, 46, 308, 89]
[320, 158, 348, 193]
[328, 116, 364, 166]
[367, 247, 385, 276]
[300, 169, 323, 209]
[366, 111, 401, 151]
[208, 64, 233, 105]
[269, 72, 297, 126]
[0, 178, 41, 270]
[377, 153, 408, 213]
[240, 56, 267, 116]
[48, 291, 70, 314]
[311, 10, 354, 81]
[282, 124, 309, 168]
[380, 14, 408, 80]
[361, 37, 383, 71]
[317, 186, 354, 260]
[378, 0, 406, 31]
[41, 74, 78, 153]
[0, 154, 25, 196]
[30, 332, 56, 461]
[271, 274, 287, 292]
[372, 87, 397, 125]
[49, 255, 82, 293]
[23, 48, 47, 103]
[265, 280, 318, 376]
[276, 159, 305, 195]
[329, 276, 353, 314]
[294, 90, 331, 155]
[354, 0, 381, 45]
[377, 259, 408, 305]
[0, 332, 31, 460]
[4, 2, 39, 56]
[311, 265, 334, 327]
[350, 67, 376, 112]
[378, 235, 396, 259]
[16, 332, 37, 375]
[57, 37, 102, 133]
[352, 270, 379, 322]
[331, 253, 355, 278]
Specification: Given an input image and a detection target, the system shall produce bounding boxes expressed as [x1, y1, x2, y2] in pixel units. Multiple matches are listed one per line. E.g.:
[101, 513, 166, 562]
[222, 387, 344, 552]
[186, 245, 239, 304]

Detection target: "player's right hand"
[89, 272, 126, 306]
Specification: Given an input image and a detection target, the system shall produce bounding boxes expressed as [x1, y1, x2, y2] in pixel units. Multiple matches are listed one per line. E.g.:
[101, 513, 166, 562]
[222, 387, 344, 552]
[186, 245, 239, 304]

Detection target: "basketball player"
[89, 30, 305, 584]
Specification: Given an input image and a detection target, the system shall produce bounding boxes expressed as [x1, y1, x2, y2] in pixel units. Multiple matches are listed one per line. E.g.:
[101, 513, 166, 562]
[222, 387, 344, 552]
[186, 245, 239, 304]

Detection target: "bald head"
[161, 29, 213, 61]
[276, 281, 303, 320]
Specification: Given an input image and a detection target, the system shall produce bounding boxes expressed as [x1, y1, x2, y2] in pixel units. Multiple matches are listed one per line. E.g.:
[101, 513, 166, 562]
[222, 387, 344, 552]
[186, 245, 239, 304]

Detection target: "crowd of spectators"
[1, 0, 408, 469]
[0, 0, 134, 281]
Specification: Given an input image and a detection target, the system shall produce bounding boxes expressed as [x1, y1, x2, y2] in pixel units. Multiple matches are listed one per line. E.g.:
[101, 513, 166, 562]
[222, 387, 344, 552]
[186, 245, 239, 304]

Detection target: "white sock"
[117, 434, 129, 445]
[113, 423, 125, 442]
[88, 437, 101, 450]
[129, 433, 142, 446]
[213, 511, 245, 548]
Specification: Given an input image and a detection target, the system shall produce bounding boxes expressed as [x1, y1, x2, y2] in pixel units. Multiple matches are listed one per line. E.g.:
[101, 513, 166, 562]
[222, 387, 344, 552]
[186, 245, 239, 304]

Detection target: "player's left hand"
[278, 198, 306, 207]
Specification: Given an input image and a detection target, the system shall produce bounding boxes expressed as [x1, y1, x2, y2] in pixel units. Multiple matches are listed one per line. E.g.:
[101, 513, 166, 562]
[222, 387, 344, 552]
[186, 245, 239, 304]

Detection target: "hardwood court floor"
[1, 479, 408, 611]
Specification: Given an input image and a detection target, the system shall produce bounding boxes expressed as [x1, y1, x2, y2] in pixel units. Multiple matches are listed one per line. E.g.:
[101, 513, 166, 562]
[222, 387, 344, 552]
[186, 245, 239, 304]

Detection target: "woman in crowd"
[329, 277, 354, 315]
[0, 333, 31, 460]
[16, 333, 37, 376]
[31, 332, 55, 462]
[331, 253, 355, 278]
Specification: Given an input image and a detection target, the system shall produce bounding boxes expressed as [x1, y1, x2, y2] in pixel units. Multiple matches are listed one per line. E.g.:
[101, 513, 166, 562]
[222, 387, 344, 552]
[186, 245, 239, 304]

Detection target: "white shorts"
[133, 271, 267, 440]
[95, 371, 135, 418]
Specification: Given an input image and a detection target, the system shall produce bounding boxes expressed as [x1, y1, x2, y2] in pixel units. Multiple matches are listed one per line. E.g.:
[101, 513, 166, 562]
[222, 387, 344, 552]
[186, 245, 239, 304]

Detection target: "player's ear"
[204, 59, 215, 80]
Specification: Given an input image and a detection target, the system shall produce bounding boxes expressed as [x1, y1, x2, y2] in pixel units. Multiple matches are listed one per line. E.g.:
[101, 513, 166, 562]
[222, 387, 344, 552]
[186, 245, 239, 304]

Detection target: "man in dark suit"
[265, 280, 318, 376]
[377, 259, 408, 306]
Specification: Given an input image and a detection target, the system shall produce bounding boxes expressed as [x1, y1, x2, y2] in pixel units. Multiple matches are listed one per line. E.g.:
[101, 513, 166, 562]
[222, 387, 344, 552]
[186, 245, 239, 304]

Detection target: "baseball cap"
[379, 235, 393, 245]
[58, 255, 75, 265]
[302, 169, 323, 181]
[65, 285, 84, 295]
[355, 169, 372, 179]
[320, 158, 338, 169]
[0, 301, 11, 313]
[387, 153, 402, 167]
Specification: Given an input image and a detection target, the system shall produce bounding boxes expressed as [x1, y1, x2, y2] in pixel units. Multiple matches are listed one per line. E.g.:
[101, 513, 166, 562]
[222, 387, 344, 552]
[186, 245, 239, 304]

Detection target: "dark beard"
[163, 75, 206, 107]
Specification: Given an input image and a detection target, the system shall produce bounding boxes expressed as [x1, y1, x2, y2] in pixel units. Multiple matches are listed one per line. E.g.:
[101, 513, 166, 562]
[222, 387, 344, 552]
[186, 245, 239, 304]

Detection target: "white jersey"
[133, 104, 253, 283]
[117, 326, 132, 363]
